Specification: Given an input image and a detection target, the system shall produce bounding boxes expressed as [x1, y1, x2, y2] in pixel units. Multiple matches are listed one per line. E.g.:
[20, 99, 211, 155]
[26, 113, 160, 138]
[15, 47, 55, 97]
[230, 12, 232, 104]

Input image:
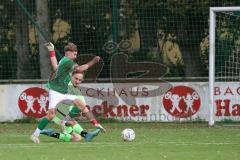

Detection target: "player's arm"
[44, 42, 58, 71]
[74, 56, 101, 73]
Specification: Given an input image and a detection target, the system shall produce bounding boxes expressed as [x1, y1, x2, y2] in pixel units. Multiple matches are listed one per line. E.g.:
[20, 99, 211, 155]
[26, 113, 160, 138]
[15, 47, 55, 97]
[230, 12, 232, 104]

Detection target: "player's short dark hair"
[64, 42, 78, 52]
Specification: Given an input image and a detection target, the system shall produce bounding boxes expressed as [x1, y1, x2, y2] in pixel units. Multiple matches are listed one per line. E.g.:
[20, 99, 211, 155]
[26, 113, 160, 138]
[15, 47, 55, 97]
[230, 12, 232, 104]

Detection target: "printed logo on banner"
[18, 87, 49, 118]
[162, 86, 201, 118]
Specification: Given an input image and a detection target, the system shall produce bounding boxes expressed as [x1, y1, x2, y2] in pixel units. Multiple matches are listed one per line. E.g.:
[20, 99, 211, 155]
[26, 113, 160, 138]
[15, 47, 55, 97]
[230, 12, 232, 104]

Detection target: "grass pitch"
[0, 122, 239, 160]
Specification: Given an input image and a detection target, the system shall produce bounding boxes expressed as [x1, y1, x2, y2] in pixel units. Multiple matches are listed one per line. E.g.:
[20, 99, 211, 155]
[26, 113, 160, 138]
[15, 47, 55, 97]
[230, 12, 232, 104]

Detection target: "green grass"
[0, 122, 240, 160]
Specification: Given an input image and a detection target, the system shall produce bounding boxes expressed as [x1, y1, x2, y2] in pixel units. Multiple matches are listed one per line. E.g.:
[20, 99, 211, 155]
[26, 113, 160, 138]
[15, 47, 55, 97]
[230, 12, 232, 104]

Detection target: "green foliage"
[2, 0, 240, 79]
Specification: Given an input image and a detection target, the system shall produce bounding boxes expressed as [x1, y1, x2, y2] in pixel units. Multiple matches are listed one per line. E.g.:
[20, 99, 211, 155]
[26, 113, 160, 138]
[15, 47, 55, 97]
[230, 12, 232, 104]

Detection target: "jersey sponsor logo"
[18, 87, 49, 118]
[162, 86, 201, 118]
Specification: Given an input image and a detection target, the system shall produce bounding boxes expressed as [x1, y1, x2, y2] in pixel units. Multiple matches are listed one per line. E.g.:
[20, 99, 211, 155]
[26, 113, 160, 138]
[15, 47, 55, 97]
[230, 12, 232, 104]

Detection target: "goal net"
[209, 7, 240, 125]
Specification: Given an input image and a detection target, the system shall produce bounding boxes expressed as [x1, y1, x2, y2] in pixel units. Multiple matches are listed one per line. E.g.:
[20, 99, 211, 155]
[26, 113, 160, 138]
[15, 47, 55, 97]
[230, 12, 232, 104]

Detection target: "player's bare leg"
[73, 99, 106, 132]
[31, 108, 56, 143]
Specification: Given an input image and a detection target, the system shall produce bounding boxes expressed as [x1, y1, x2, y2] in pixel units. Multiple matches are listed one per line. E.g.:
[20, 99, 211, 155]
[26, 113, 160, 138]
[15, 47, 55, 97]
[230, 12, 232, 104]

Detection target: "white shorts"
[48, 90, 79, 110]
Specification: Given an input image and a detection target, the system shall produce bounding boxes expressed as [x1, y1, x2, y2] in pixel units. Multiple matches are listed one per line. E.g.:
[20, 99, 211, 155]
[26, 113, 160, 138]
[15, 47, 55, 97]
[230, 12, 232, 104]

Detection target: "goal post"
[209, 7, 240, 126]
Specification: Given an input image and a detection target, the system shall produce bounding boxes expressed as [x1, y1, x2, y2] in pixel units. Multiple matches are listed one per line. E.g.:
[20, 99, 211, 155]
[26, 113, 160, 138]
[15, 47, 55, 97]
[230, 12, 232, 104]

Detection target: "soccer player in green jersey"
[42, 42, 100, 143]
[31, 42, 105, 143]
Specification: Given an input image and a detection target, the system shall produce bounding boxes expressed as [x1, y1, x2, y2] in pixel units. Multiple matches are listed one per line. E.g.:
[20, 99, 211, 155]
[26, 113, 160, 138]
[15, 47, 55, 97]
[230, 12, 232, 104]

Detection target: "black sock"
[80, 131, 88, 137]
[50, 133, 60, 139]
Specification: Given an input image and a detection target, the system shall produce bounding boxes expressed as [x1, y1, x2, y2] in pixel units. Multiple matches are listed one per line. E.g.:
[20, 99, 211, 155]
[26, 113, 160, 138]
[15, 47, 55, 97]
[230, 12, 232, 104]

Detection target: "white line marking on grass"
[0, 141, 239, 148]
[0, 142, 130, 149]
[157, 141, 240, 146]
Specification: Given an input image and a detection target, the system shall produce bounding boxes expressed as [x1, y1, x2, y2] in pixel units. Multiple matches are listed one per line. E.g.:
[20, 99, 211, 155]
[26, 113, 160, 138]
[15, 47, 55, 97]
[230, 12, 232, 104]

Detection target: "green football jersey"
[47, 56, 75, 93]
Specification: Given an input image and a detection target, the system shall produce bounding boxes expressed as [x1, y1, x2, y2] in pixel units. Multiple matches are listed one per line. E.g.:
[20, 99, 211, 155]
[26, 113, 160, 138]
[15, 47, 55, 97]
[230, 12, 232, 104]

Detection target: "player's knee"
[71, 133, 82, 142]
[82, 107, 89, 113]
[73, 99, 86, 110]
[66, 120, 77, 126]
[46, 114, 54, 120]
[47, 109, 56, 120]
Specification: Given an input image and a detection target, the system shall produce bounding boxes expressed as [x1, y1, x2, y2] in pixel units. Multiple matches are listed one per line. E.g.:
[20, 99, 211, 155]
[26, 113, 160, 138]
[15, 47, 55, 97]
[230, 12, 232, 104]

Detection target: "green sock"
[65, 126, 73, 134]
[37, 117, 49, 130]
[69, 106, 81, 118]
[72, 124, 84, 134]
[59, 133, 72, 142]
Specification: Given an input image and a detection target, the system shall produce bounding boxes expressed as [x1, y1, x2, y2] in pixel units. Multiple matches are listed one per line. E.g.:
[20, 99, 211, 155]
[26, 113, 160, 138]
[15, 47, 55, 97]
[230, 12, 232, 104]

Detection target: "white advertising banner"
[0, 84, 47, 122]
[213, 83, 240, 121]
[0, 82, 239, 122]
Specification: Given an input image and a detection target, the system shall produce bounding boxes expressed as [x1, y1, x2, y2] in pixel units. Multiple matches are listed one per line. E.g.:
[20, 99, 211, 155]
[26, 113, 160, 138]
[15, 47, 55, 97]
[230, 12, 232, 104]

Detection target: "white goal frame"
[209, 7, 240, 126]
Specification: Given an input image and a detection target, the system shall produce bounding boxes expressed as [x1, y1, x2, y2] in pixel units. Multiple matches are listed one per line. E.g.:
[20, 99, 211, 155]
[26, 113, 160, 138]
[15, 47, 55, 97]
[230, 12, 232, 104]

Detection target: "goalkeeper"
[40, 123, 100, 142]
[40, 71, 100, 142]
[40, 107, 101, 142]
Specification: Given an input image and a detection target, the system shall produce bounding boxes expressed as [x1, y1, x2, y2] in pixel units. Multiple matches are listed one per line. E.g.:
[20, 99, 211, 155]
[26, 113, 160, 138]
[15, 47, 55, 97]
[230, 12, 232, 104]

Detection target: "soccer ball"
[121, 128, 135, 141]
